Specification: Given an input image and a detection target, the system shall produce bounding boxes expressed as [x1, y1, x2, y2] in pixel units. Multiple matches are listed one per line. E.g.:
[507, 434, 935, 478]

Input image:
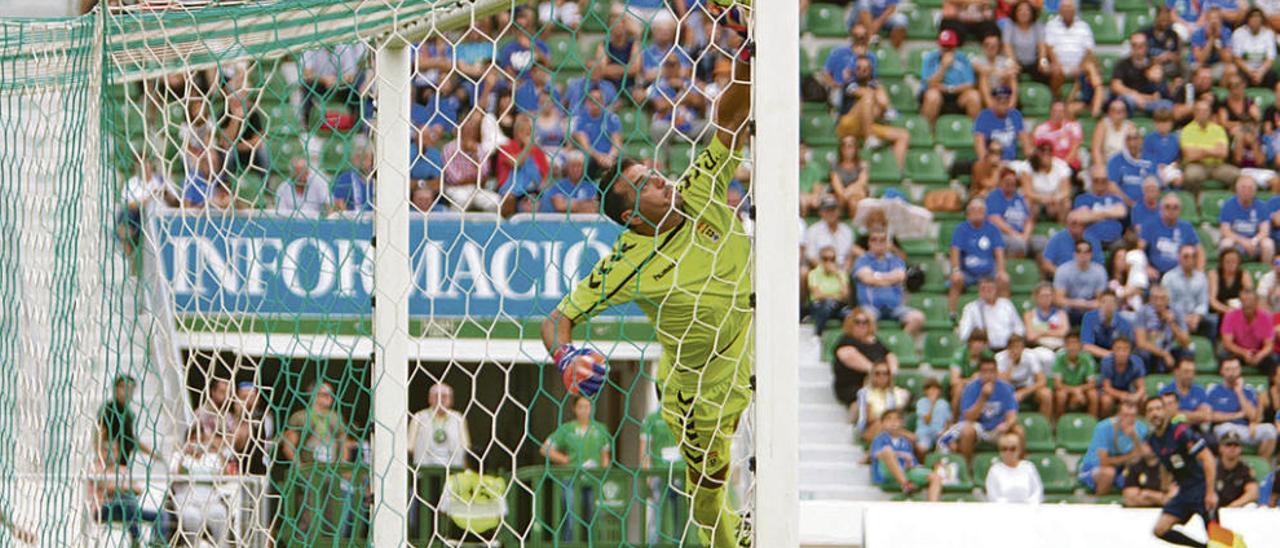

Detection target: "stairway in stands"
[796, 331, 889, 502]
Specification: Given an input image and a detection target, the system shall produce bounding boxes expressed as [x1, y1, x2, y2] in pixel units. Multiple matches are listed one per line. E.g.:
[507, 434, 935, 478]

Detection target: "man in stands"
[854, 229, 924, 336]
[1081, 291, 1134, 359]
[949, 198, 1008, 315]
[957, 277, 1024, 351]
[1207, 357, 1277, 459]
[1133, 285, 1191, 374]
[1107, 129, 1160, 205]
[1162, 245, 1216, 341]
[1159, 357, 1213, 426]
[920, 29, 982, 127]
[1097, 336, 1147, 417]
[1141, 193, 1204, 278]
[1214, 431, 1260, 508]
[1180, 98, 1239, 193]
[985, 167, 1041, 259]
[1040, 210, 1103, 277]
[1078, 399, 1148, 496]
[973, 86, 1030, 164]
[1218, 175, 1274, 264]
[1043, 0, 1098, 99]
[1053, 331, 1099, 419]
[805, 196, 855, 272]
[1111, 33, 1174, 115]
[835, 56, 910, 170]
[938, 357, 1023, 466]
[996, 334, 1052, 417]
[870, 409, 943, 501]
[1220, 291, 1278, 379]
[1074, 166, 1129, 250]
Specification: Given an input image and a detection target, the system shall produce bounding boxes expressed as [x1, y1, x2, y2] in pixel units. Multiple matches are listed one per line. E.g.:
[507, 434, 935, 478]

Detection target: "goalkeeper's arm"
[541, 309, 574, 353]
[715, 54, 752, 150]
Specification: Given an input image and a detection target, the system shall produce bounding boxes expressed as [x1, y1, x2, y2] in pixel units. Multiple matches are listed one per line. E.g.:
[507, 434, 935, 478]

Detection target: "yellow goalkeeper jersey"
[557, 136, 753, 389]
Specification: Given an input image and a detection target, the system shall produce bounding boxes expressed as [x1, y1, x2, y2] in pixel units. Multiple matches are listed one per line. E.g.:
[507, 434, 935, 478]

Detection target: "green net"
[1, 0, 756, 545]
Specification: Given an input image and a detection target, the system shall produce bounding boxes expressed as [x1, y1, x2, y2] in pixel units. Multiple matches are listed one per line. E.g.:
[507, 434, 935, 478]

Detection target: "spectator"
[89, 436, 155, 546]
[986, 431, 1044, 503]
[1134, 285, 1191, 373]
[1171, 67, 1216, 124]
[1053, 331, 1099, 419]
[1143, 7, 1184, 79]
[939, 357, 1023, 465]
[117, 158, 171, 273]
[571, 89, 622, 176]
[592, 17, 641, 92]
[996, 334, 1053, 417]
[804, 197, 855, 270]
[1128, 180, 1161, 234]
[533, 93, 568, 161]
[441, 111, 500, 212]
[1206, 0, 1248, 26]
[1026, 282, 1070, 352]
[1032, 101, 1083, 171]
[1256, 258, 1280, 311]
[1122, 451, 1171, 508]
[496, 114, 552, 217]
[920, 29, 982, 127]
[809, 246, 852, 336]
[332, 144, 375, 212]
[1003, 2, 1048, 80]
[538, 151, 600, 214]
[1141, 109, 1183, 189]
[871, 409, 944, 501]
[98, 375, 155, 468]
[229, 381, 272, 476]
[194, 378, 235, 443]
[818, 24, 879, 101]
[939, 0, 1001, 45]
[639, 408, 680, 544]
[1231, 119, 1268, 171]
[1097, 337, 1148, 416]
[1107, 129, 1160, 205]
[1075, 165, 1129, 248]
[958, 277, 1024, 351]
[829, 136, 871, 216]
[169, 424, 232, 546]
[541, 396, 611, 541]
[949, 199, 1009, 314]
[1168, 0, 1202, 38]
[1162, 245, 1216, 340]
[1211, 248, 1254, 317]
[281, 381, 347, 465]
[1078, 399, 1148, 495]
[275, 157, 332, 218]
[181, 151, 230, 210]
[1092, 98, 1138, 169]
[1215, 431, 1260, 507]
[1263, 470, 1279, 507]
[974, 86, 1030, 163]
[1265, 366, 1280, 434]
[1141, 193, 1203, 277]
[646, 57, 704, 142]
[854, 230, 924, 335]
[217, 96, 269, 207]
[408, 383, 470, 469]
[1042, 210, 1104, 277]
[1190, 8, 1234, 69]
[410, 123, 446, 189]
[1080, 290, 1132, 360]
[1208, 357, 1278, 458]
[1220, 176, 1275, 263]
[973, 35, 1020, 108]
[498, 7, 550, 81]
[1111, 33, 1175, 115]
[300, 42, 365, 127]
[986, 167, 1042, 259]
[914, 378, 952, 460]
[1218, 75, 1262, 136]
[1014, 142, 1073, 223]
[854, 362, 912, 444]
[1221, 289, 1277, 378]
[1181, 98, 1239, 193]
[1232, 8, 1278, 88]
[832, 310, 898, 417]
[1159, 357, 1214, 425]
[855, 0, 909, 49]
[950, 330, 992, 406]
[799, 142, 833, 217]
[970, 140, 1007, 196]
[835, 58, 911, 173]
[1043, 0, 1098, 99]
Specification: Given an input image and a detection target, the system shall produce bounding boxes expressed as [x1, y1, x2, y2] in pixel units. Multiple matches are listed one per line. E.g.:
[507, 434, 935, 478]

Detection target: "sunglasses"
[853, 318, 870, 325]
[822, 256, 836, 262]
[999, 446, 1019, 452]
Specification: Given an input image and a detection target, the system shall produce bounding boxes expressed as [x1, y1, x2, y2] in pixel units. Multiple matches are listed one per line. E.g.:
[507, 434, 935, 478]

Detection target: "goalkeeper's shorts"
[659, 338, 753, 479]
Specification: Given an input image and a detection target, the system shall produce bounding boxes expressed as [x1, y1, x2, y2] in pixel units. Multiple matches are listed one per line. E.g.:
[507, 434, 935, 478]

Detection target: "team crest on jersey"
[978, 236, 990, 250]
[696, 221, 721, 242]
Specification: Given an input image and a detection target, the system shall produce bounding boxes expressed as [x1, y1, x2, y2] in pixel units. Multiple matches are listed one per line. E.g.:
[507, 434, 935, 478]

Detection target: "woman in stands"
[984, 431, 1044, 503]
[1209, 248, 1253, 317]
[853, 362, 912, 445]
[831, 310, 899, 424]
[1091, 98, 1137, 168]
[169, 424, 232, 546]
[829, 135, 870, 218]
[1024, 282, 1068, 352]
[1002, 1, 1047, 82]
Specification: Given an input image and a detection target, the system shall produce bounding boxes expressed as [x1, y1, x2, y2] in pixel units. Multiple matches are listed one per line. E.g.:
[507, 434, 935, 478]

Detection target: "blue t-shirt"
[571, 110, 622, 154]
[854, 252, 907, 309]
[411, 91, 460, 132]
[1081, 310, 1135, 351]
[959, 379, 1019, 431]
[1043, 229, 1104, 267]
[973, 109, 1025, 161]
[1143, 131, 1181, 166]
[1200, 0, 1240, 13]
[1264, 130, 1280, 164]
[856, 0, 901, 20]
[537, 178, 599, 213]
[182, 173, 214, 206]
[1219, 196, 1268, 239]
[950, 221, 1005, 276]
[641, 43, 694, 74]
[563, 78, 618, 116]
[1268, 196, 1280, 242]
[1074, 191, 1127, 243]
[1130, 199, 1160, 233]
[869, 432, 917, 484]
[1261, 471, 1277, 506]
[920, 50, 975, 92]
[410, 147, 444, 182]
[1080, 417, 1150, 470]
[1147, 420, 1208, 488]
[1206, 383, 1261, 426]
[500, 154, 545, 197]
[497, 38, 550, 79]
[1141, 219, 1200, 274]
[823, 45, 879, 86]
[331, 170, 372, 211]
[1160, 383, 1209, 413]
[986, 189, 1031, 233]
[1107, 152, 1159, 203]
[1189, 25, 1232, 64]
[1166, 0, 1199, 21]
[1097, 354, 1147, 392]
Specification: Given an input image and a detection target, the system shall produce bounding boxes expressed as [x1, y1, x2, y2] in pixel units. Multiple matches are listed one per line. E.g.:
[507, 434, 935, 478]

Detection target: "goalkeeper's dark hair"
[599, 157, 644, 226]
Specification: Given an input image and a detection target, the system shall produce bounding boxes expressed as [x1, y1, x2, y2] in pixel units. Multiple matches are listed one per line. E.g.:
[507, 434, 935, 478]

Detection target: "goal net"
[0, 0, 784, 545]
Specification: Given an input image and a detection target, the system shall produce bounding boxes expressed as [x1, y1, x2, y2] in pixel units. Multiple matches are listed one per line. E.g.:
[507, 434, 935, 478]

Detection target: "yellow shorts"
[659, 327, 753, 478]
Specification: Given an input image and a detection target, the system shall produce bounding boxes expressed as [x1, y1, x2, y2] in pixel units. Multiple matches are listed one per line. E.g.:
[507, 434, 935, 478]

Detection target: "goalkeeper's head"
[600, 157, 681, 234]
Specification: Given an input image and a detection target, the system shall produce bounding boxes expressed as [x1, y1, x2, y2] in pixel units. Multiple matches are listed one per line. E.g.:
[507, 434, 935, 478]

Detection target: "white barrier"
[800, 501, 1280, 548]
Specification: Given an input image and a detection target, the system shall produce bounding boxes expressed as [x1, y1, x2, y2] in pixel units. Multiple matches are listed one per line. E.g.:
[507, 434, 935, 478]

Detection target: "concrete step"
[799, 443, 860, 465]
[800, 421, 854, 444]
[798, 461, 865, 487]
[799, 483, 888, 502]
[799, 402, 848, 423]
[798, 364, 832, 383]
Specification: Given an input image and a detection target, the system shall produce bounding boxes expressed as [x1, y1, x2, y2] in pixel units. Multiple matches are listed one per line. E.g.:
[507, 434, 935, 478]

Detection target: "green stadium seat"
[936, 114, 974, 149]
[821, 329, 843, 362]
[900, 237, 938, 257]
[1200, 190, 1232, 225]
[1189, 336, 1217, 373]
[580, 0, 612, 32]
[1146, 374, 1174, 397]
[666, 143, 695, 175]
[1020, 413, 1055, 453]
[910, 295, 952, 330]
[1095, 53, 1120, 81]
[867, 150, 902, 183]
[803, 112, 838, 146]
[1030, 454, 1076, 494]
[973, 452, 1000, 484]
[1245, 263, 1269, 285]
[1056, 413, 1097, 453]
[886, 79, 919, 113]
[1115, 0, 1152, 12]
[806, 4, 849, 37]
[1008, 259, 1041, 294]
[1132, 117, 1155, 136]
[1124, 11, 1154, 35]
[619, 107, 651, 139]
[926, 452, 974, 492]
[895, 369, 928, 399]
[1246, 87, 1276, 112]
[917, 258, 949, 293]
[905, 8, 939, 40]
[874, 47, 906, 79]
[882, 330, 921, 366]
[1197, 226, 1217, 257]
[1173, 191, 1200, 223]
[938, 220, 960, 251]
[1242, 376, 1269, 395]
[906, 151, 949, 184]
[906, 46, 929, 77]
[1241, 455, 1273, 482]
[896, 114, 934, 148]
[800, 49, 815, 77]
[1019, 82, 1052, 117]
[267, 136, 304, 175]
[923, 329, 960, 364]
[624, 141, 658, 164]
[1085, 11, 1124, 44]
[816, 45, 839, 75]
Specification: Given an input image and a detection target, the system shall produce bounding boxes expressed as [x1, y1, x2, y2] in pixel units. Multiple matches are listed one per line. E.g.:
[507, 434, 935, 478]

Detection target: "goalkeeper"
[540, 34, 754, 548]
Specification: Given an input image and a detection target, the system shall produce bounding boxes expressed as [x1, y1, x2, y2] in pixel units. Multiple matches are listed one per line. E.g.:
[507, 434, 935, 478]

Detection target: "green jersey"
[1052, 350, 1097, 387]
[547, 420, 612, 469]
[799, 159, 827, 194]
[287, 408, 344, 464]
[558, 137, 753, 389]
[640, 411, 680, 467]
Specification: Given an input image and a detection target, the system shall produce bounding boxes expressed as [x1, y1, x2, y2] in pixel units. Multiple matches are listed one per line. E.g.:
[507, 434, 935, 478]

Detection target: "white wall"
[0, 0, 77, 17]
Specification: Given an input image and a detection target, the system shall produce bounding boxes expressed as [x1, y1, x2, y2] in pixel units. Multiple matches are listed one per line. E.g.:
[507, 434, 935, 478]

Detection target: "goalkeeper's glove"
[708, 0, 751, 40]
[553, 345, 609, 397]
